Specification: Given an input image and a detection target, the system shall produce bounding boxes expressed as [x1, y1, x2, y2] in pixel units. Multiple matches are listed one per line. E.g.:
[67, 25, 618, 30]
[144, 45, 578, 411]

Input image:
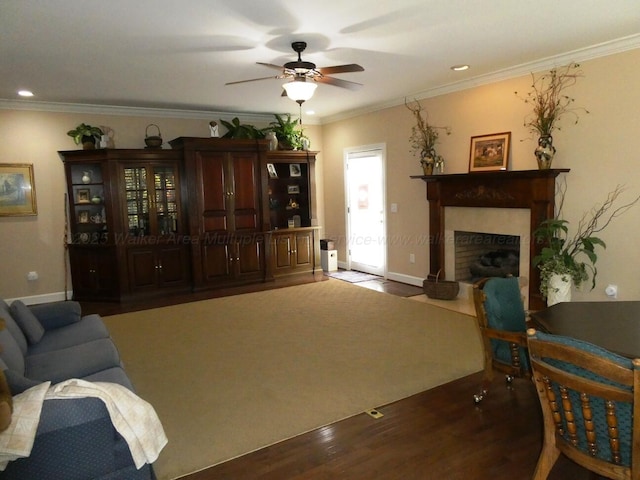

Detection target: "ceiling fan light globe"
[283, 80, 317, 102]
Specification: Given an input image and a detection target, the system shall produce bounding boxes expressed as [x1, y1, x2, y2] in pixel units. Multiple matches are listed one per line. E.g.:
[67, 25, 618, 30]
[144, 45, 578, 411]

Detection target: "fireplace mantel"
[412, 169, 569, 310]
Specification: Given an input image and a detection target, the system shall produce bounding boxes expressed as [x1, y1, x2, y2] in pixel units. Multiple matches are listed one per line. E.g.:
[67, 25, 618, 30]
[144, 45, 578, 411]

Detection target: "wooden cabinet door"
[156, 245, 190, 287]
[293, 231, 313, 268]
[229, 152, 260, 232]
[127, 247, 157, 292]
[201, 236, 264, 284]
[127, 245, 190, 292]
[235, 235, 264, 281]
[201, 242, 233, 283]
[269, 230, 315, 277]
[69, 246, 119, 300]
[272, 234, 294, 271]
[199, 151, 230, 233]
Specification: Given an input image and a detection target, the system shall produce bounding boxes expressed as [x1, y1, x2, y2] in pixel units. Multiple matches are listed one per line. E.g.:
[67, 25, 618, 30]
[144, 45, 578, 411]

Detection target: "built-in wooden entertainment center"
[60, 138, 319, 302]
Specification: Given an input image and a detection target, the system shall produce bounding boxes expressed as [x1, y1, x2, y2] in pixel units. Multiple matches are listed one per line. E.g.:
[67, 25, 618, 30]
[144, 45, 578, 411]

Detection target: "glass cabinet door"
[153, 166, 178, 235]
[124, 164, 179, 237]
[124, 167, 150, 236]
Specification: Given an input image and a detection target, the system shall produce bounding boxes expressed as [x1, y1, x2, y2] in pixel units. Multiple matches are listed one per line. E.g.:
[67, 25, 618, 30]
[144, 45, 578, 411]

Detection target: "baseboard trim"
[385, 272, 423, 287]
[5, 291, 72, 306]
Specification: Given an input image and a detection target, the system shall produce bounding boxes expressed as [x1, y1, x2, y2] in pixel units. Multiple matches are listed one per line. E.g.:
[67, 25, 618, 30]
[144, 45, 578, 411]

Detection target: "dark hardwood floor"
[182, 372, 591, 480]
[81, 272, 592, 479]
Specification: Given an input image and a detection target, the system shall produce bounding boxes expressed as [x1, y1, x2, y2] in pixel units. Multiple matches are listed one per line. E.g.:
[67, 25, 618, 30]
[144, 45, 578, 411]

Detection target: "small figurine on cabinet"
[209, 121, 219, 138]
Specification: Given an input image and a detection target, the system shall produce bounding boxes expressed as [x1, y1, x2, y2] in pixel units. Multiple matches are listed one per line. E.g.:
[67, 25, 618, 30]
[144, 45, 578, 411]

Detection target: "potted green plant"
[266, 113, 308, 150]
[219, 117, 266, 139]
[405, 98, 451, 175]
[515, 62, 588, 169]
[67, 123, 104, 150]
[533, 183, 639, 305]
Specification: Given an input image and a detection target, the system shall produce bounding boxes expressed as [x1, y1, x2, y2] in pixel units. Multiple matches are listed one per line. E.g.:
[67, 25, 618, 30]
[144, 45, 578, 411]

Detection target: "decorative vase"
[266, 132, 278, 151]
[535, 135, 556, 169]
[81, 171, 92, 184]
[547, 273, 572, 306]
[421, 162, 434, 176]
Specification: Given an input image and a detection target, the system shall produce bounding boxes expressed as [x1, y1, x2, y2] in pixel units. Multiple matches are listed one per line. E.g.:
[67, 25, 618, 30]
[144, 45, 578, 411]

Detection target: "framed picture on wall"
[468, 132, 511, 172]
[0, 163, 37, 216]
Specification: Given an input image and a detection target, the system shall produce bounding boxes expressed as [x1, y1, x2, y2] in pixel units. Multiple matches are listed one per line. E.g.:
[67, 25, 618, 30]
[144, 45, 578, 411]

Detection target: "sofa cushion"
[82, 367, 135, 391]
[10, 300, 45, 345]
[29, 301, 82, 330]
[26, 314, 110, 356]
[25, 338, 122, 384]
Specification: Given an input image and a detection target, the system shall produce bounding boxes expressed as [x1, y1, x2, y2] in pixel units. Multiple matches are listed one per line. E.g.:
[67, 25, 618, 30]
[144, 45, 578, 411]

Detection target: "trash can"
[321, 250, 338, 271]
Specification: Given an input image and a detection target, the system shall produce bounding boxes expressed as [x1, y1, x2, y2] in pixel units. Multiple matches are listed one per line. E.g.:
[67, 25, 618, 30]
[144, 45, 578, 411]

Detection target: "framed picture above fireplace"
[469, 132, 511, 172]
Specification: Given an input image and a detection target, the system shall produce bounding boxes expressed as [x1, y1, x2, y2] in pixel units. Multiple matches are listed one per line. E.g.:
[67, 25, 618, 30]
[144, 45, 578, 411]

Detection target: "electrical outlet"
[409, 253, 415, 264]
[27, 271, 38, 281]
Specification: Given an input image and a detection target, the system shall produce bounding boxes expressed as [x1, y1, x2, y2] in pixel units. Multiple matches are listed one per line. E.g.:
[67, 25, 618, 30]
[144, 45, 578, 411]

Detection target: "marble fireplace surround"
[413, 169, 568, 310]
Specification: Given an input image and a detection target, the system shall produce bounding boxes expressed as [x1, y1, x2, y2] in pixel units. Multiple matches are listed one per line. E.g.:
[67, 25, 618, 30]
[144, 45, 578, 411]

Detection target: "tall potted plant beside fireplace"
[405, 98, 450, 175]
[515, 62, 588, 169]
[533, 184, 639, 305]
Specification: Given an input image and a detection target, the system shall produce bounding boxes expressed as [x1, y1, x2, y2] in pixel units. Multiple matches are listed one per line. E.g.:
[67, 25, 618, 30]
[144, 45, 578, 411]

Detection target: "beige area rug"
[103, 279, 483, 480]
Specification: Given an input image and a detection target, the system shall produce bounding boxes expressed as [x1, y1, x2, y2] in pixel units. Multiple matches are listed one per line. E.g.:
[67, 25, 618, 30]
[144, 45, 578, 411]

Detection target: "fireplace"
[412, 169, 568, 310]
[454, 231, 520, 281]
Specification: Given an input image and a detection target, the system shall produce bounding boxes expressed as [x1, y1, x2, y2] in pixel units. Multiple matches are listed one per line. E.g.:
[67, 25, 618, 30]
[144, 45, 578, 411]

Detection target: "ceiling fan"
[226, 41, 364, 102]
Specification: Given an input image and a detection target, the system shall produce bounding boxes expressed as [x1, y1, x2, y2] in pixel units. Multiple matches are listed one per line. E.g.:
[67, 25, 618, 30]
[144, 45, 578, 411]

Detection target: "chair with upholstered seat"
[527, 328, 640, 480]
[472, 276, 530, 404]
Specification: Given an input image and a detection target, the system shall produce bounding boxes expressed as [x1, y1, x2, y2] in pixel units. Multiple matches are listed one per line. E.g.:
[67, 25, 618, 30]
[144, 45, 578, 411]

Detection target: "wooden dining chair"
[472, 276, 530, 404]
[527, 328, 640, 480]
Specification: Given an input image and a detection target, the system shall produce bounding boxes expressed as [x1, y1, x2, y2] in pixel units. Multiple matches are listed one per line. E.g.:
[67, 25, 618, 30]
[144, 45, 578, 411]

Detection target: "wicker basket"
[423, 270, 459, 300]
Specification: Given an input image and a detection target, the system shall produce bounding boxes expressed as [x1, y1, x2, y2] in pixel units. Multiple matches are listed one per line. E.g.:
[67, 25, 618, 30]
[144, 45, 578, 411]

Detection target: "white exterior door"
[345, 145, 386, 276]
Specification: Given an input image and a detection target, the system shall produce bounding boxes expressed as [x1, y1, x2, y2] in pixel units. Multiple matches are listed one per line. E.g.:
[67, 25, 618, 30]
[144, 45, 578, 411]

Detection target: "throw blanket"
[0, 380, 167, 470]
[47, 379, 168, 469]
[0, 382, 51, 470]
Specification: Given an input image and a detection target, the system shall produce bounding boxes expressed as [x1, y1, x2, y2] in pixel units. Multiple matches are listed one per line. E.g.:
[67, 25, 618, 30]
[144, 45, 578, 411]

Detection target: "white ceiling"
[2, 0, 640, 123]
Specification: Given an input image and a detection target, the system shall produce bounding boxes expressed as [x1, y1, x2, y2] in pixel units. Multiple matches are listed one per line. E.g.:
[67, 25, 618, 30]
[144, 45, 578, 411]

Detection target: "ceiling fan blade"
[225, 75, 280, 86]
[315, 76, 363, 90]
[257, 62, 285, 71]
[317, 64, 364, 75]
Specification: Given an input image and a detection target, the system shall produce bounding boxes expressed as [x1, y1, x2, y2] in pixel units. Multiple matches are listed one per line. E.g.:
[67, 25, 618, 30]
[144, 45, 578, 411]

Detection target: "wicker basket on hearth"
[423, 270, 459, 300]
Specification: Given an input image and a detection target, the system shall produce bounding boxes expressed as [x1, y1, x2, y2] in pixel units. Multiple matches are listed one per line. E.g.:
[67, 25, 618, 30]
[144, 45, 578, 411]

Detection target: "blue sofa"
[0, 298, 156, 480]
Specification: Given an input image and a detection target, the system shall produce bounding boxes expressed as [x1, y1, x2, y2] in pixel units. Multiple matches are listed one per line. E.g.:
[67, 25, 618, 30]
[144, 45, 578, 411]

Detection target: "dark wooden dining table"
[530, 301, 640, 359]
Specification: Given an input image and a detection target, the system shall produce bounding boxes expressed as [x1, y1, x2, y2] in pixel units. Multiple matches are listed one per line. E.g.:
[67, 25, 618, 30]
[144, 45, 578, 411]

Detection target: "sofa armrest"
[28, 302, 82, 330]
[3, 368, 43, 395]
[2, 397, 152, 480]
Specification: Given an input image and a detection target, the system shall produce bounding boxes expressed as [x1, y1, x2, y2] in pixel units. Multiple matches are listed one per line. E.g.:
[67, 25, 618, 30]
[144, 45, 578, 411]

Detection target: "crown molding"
[321, 34, 640, 125]
[0, 99, 320, 125]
